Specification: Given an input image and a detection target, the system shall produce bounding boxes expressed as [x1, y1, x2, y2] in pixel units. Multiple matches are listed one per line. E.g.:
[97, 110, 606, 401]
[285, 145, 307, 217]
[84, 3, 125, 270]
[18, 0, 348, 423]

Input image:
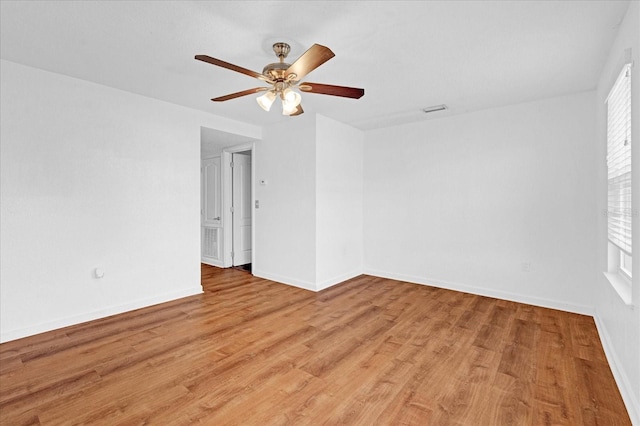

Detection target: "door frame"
[222, 142, 255, 268]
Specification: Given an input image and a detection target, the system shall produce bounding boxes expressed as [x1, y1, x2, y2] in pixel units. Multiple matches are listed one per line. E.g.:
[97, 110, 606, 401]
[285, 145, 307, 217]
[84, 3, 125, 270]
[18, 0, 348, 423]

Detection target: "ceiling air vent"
[422, 104, 448, 114]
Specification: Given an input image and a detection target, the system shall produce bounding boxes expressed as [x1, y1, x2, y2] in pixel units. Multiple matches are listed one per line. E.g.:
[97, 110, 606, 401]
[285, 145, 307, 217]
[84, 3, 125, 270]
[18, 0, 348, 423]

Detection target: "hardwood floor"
[0, 265, 631, 425]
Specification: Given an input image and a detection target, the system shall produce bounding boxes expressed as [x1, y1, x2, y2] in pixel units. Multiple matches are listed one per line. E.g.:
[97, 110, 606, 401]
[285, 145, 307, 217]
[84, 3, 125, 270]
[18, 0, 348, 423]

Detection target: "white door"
[201, 156, 223, 266]
[232, 153, 252, 266]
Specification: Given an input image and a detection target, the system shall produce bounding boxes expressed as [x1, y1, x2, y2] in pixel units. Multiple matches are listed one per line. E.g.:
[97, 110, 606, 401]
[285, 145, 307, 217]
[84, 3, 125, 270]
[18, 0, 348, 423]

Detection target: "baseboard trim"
[0, 286, 203, 343]
[252, 269, 362, 292]
[363, 268, 594, 316]
[252, 269, 316, 292]
[316, 270, 363, 291]
[593, 311, 640, 425]
[201, 259, 224, 268]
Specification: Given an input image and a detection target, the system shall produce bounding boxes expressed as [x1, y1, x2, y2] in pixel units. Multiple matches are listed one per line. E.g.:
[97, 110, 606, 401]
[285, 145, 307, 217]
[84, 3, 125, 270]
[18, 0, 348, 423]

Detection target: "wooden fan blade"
[299, 82, 365, 99]
[212, 87, 269, 102]
[195, 55, 272, 83]
[290, 104, 304, 116]
[285, 44, 335, 81]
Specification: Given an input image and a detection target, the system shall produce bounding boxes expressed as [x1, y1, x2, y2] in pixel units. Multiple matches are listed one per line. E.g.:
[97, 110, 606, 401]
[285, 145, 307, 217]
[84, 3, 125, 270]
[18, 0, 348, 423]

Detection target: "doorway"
[231, 151, 252, 269]
[200, 127, 257, 272]
[222, 143, 255, 271]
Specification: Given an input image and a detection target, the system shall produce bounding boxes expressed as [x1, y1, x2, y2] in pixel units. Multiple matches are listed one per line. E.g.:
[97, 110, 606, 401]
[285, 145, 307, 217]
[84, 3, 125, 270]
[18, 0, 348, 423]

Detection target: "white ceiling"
[0, 0, 630, 130]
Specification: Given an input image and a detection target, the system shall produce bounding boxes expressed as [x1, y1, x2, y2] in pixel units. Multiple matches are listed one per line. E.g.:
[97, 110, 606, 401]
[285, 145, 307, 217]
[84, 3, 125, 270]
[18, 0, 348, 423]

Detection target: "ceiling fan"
[195, 42, 364, 116]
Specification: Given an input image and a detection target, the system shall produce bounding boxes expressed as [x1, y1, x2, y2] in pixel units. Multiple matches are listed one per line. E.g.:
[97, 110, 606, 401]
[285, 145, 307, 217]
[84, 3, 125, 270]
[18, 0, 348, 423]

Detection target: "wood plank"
[0, 265, 631, 425]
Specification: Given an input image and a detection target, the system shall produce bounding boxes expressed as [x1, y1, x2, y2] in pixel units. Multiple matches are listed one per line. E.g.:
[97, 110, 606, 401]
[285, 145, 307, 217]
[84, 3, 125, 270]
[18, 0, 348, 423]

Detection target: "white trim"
[605, 62, 632, 103]
[222, 142, 256, 269]
[603, 271, 633, 305]
[0, 286, 203, 343]
[201, 259, 224, 268]
[221, 150, 233, 267]
[316, 270, 363, 291]
[252, 269, 316, 292]
[252, 270, 362, 292]
[363, 268, 594, 315]
[593, 312, 640, 425]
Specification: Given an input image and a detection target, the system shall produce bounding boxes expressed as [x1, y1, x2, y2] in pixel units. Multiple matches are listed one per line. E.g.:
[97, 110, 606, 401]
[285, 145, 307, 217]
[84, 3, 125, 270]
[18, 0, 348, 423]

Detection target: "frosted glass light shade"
[282, 102, 298, 116]
[282, 88, 301, 107]
[256, 91, 276, 111]
[281, 88, 302, 115]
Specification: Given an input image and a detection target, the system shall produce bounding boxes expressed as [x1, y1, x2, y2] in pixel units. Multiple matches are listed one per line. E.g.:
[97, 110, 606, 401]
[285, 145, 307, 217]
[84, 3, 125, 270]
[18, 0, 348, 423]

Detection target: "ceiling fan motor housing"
[262, 62, 291, 81]
[263, 43, 295, 81]
[272, 42, 290, 60]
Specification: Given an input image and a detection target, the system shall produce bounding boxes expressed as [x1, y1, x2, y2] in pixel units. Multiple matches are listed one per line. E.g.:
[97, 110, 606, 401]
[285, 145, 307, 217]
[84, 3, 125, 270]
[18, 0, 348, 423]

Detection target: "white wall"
[315, 115, 364, 289]
[364, 91, 597, 314]
[253, 114, 317, 289]
[253, 113, 364, 291]
[0, 59, 261, 342]
[594, 2, 640, 423]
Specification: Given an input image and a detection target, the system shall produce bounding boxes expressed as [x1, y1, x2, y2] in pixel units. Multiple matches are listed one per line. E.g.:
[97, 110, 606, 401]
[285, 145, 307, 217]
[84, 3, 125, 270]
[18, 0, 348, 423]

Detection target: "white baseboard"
[0, 286, 203, 343]
[252, 269, 361, 292]
[593, 312, 640, 425]
[363, 268, 594, 316]
[252, 269, 317, 291]
[316, 270, 362, 291]
[201, 259, 224, 268]
[255, 266, 594, 314]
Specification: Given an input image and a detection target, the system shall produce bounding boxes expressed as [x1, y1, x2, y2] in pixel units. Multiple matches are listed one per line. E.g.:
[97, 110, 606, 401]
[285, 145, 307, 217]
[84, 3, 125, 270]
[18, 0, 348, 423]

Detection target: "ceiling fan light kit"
[196, 42, 364, 117]
[256, 90, 277, 111]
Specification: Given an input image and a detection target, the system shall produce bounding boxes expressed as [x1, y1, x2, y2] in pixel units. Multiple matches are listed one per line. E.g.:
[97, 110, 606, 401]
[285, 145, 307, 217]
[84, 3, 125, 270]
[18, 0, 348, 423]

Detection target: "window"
[605, 62, 632, 302]
[620, 251, 632, 279]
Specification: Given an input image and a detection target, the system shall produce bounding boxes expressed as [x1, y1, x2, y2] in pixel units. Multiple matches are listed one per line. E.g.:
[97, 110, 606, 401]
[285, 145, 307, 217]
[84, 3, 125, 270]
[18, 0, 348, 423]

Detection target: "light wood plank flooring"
[0, 265, 631, 425]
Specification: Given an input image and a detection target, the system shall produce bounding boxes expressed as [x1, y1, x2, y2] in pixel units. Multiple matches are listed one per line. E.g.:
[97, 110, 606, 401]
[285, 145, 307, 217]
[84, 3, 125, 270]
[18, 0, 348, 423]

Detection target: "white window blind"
[607, 63, 632, 255]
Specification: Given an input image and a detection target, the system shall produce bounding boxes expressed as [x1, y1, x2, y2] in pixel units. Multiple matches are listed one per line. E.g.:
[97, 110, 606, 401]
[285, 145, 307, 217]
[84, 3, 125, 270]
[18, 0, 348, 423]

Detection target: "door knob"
[214, 216, 220, 220]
